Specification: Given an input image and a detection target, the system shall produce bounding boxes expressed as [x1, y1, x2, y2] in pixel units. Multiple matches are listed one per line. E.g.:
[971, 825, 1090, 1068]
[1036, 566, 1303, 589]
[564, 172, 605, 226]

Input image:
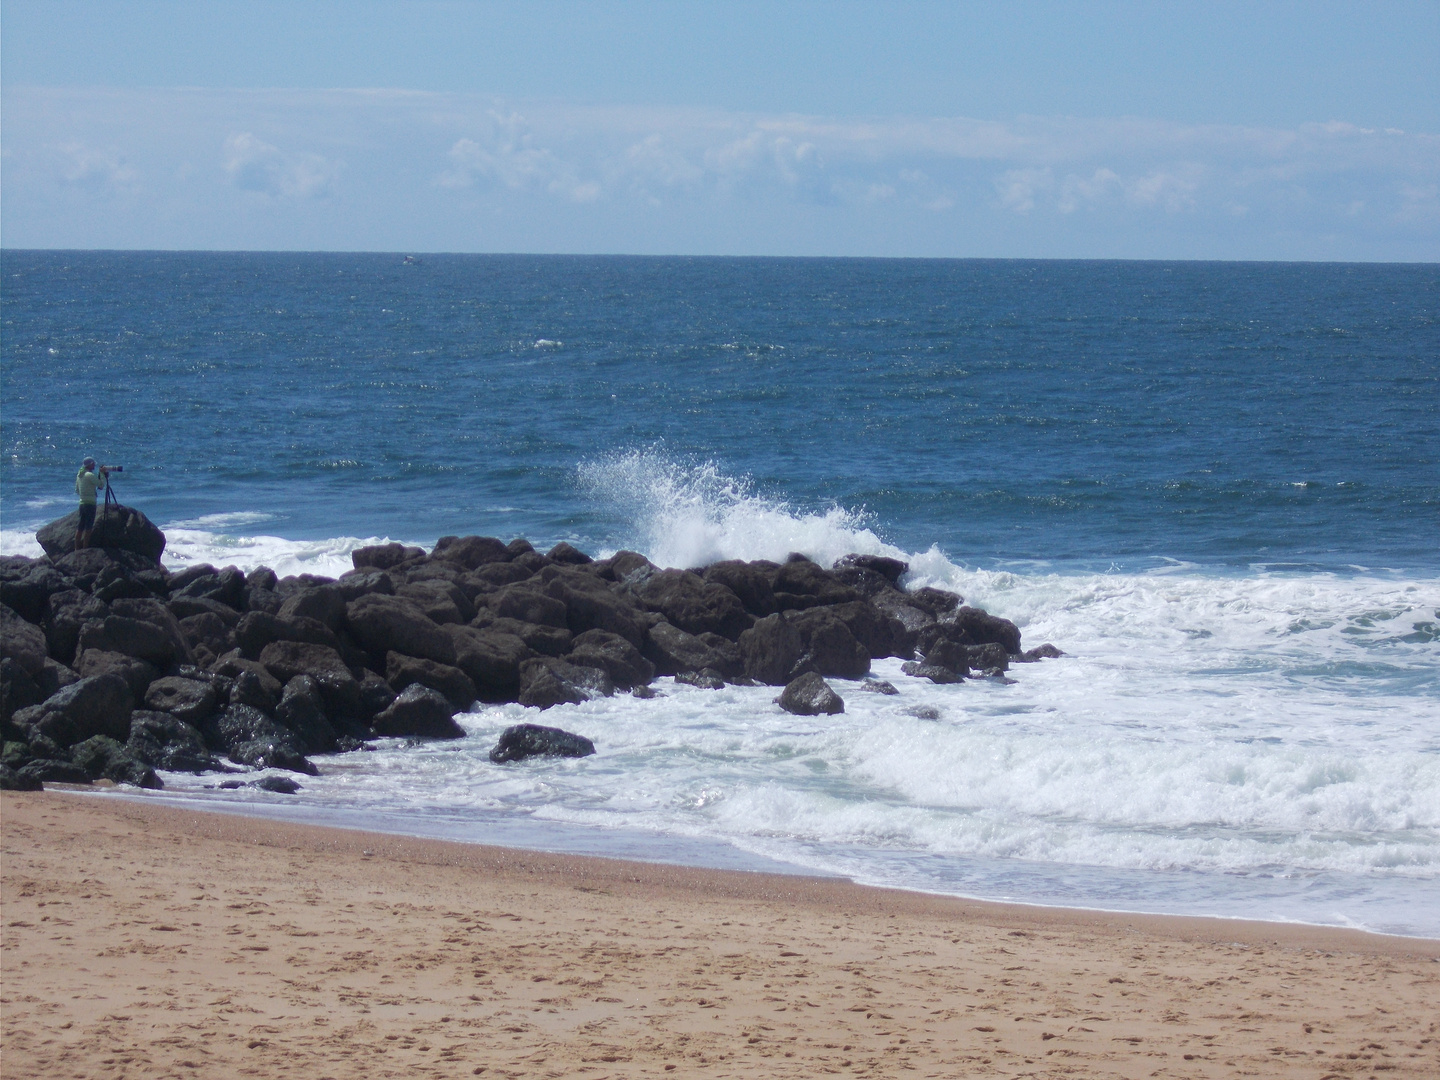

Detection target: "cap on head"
[83, 457, 96, 469]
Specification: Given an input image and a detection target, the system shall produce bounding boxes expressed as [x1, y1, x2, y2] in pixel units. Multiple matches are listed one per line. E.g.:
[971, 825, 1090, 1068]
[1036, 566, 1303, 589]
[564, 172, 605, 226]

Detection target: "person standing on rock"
[74, 457, 109, 551]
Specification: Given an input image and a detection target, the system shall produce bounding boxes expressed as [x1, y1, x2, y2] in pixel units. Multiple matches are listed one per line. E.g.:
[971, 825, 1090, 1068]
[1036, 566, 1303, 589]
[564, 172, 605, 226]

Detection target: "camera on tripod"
[100, 465, 124, 474]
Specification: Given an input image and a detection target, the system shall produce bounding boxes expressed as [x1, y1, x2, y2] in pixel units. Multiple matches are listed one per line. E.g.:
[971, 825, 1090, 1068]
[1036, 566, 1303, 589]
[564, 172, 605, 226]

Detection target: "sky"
[2, 1, 1437, 260]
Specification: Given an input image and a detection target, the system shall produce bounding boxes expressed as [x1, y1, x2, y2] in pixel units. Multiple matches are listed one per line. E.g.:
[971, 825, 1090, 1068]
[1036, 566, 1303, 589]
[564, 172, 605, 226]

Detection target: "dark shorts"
[77, 503, 96, 531]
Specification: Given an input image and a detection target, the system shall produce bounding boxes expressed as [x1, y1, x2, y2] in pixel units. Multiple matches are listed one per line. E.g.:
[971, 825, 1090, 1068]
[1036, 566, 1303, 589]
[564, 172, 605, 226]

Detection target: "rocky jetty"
[1, 518, 1061, 790]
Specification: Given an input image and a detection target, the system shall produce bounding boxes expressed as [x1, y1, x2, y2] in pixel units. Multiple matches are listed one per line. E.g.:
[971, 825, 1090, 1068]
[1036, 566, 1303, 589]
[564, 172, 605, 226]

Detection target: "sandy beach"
[2, 791, 1437, 1079]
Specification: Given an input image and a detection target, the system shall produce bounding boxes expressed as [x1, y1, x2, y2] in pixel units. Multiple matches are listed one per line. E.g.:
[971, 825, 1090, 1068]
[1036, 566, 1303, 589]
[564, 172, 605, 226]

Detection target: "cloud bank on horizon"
[5, 85, 1435, 260]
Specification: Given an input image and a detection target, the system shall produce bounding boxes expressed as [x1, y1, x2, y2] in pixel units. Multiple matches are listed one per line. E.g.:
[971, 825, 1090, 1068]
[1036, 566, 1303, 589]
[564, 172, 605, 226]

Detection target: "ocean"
[2, 251, 1437, 936]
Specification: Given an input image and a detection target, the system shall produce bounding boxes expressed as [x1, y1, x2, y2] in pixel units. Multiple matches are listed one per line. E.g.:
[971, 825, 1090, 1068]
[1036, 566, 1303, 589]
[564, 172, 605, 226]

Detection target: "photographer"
[73, 456, 112, 551]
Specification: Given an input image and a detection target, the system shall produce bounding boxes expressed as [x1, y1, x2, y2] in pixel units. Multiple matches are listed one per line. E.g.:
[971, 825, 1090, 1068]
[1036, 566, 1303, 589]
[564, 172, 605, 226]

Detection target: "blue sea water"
[3, 252, 1438, 935]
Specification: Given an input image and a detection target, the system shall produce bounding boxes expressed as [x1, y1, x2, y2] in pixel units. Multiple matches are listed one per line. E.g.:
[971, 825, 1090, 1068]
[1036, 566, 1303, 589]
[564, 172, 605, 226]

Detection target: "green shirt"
[75, 468, 106, 506]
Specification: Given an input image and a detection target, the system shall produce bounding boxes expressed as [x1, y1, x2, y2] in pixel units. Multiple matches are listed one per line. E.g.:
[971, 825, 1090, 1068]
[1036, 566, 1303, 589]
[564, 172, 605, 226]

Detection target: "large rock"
[949, 606, 1022, 655]
[565, 629, 655, 689]
[178, 612, 235, 659]
[351, 542, 425, 571]
[395, 580, 474, 625]
[832, 553, 909, 584]
[235, 610, 339, 658]
[143, 676, 220, 725]
[172, 566, 246, 610]
[517, 657, 613, 709]
[273, 675, 340, 754]
[345, 593, 456, 666]
[333, 569, 396, 602]
[443, 625, 533, 701]
[487, 584, 569, 629]
[702, 560, 779, 617]
[546, 542, 592, 565]
[541, 568, 648, 647]
[76, 597, 192, 669]
[36, 503, 166, 562]
[16, 673, 133, 747]
[1, 601, 49, 679]
[431, 534, 512, 570]
[489, 723, 595, 764]
[737, 612, 808, 686]
[369, 683, 465, 739]
[204, 704, 316, 774]
[76, 649, 161, 700]
[481, 617, 572, 657]
[258, 640, 362, 720]
[43, 589, 107, 665]
[2, 656, 45, 729]
[127, 710, 220, 773]
[278, 584, 348, 631]
[644, 621, 736, 677]
[795, 600, 909, 660]
[50, 547, 162, 592]
[772, 556, 861, 610]
[787, 608, 870, 679]
[385, 652, 477, 711]
[631, 570, 751, 641]
[70, 734, 162, 788]
[777, 671, 845, 716]
[0, 558, 69, 623]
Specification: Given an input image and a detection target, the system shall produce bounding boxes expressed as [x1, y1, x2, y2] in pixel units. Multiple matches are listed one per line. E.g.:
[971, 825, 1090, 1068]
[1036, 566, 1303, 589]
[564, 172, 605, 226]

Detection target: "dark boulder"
[205, 704, 316, 774]
[542, 568, 648, 647]
[243, 587, 283, 615]
[772, 556, 862, 610]
[443, 625, 533, 701]
[235, 610, 340, 659]
[0, 763, 44, 791]
[632, 569, 751, 641]
[258, 640, 362, 720]
[144, 676, 220, 725]
[385, 652, 477, 711]
[229, 668, 279, 712]
[345, 593, 457, 666]
[517, 657, 613, 710]
[36, 503, 166, 562]
[171, 566, 246, 610]
[906, 586, 964, 618]
[51, 547, 161, 592]
[395, 579, 475, 625]
[351, 542, 425, 571]
[702, 560, 779, 617]
[127, 710, 220, 773]
[487, 583, 569, 629]
[17, 759, 93, 786]
[788, 608, 870, 678]
[77, 597, 192, 669]
[333, 569, 396, 602]
[278, 584, 348, 631]
[858, 678, 900, 695]
[592, 549, 656, 583]
[777, 671, 845, 716]
[17, 674, 133, 747]
[273, 675, 340, 754]
[467, 561, 535, 588]
[76, 649, 161, 700]
[737, 613, 808, 686]
[1020, 643, 1064, 662]
[546, 541, 592, 565]
[674, 669, 726, 690]
[489, 723, 595, 764]
[565, 629, 655, 689]
[43, 589, 107, 666]
[832, 553, 909, 584]
[178, 612, 235, 658]
[0, 559, 69, 623]
[253, 774, 302, 794]
[369, 683, 465, 739]
[431, 534, 511, 570]
[2, 656, 45, 728]
[70, 734, 162, 788]
[950, 606, 1023, 655]
[210, 653, 285, 705]
[481, 617, 572, 657]
[168, 594, 242, 625]
[900, 661, 965, 684]
[1, 601, 49, 679]
[356, 670, 397, 718]
[644, 621, 735, 677]
[246, 566, 279, 591]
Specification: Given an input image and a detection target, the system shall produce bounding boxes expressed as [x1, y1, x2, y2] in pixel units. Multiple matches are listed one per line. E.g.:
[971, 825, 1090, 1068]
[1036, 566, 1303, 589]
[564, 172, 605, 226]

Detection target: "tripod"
[101, 470, 121, 533]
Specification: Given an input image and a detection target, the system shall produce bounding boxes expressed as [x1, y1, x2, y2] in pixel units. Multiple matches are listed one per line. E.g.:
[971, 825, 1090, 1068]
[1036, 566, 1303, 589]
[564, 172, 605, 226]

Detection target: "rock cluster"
[1, 521, 1060, 790]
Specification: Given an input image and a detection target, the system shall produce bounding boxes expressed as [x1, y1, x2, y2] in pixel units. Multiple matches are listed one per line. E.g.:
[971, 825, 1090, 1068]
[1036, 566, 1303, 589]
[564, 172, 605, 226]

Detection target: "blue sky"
[2, 1, 1436, 259]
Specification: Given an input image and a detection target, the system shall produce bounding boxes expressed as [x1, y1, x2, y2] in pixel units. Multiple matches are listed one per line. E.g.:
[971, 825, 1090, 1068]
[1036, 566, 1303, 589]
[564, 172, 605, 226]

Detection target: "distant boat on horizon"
[403, 255, 421, 265]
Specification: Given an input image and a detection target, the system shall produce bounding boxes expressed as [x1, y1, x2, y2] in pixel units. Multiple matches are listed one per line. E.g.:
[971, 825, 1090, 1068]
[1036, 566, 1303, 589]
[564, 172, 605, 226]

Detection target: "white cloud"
[223, 132, 337, 198]
[2, 86, 1436, 257]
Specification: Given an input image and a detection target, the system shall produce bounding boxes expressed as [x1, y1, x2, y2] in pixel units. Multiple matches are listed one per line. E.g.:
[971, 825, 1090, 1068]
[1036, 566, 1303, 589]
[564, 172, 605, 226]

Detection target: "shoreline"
[76, 785, 1440, 943]
[5, 791, 1438, 1079]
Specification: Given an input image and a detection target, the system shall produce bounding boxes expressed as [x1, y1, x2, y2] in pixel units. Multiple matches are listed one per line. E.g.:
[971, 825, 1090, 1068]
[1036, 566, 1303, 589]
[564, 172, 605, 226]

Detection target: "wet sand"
[3, 790, 1437, 1078]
